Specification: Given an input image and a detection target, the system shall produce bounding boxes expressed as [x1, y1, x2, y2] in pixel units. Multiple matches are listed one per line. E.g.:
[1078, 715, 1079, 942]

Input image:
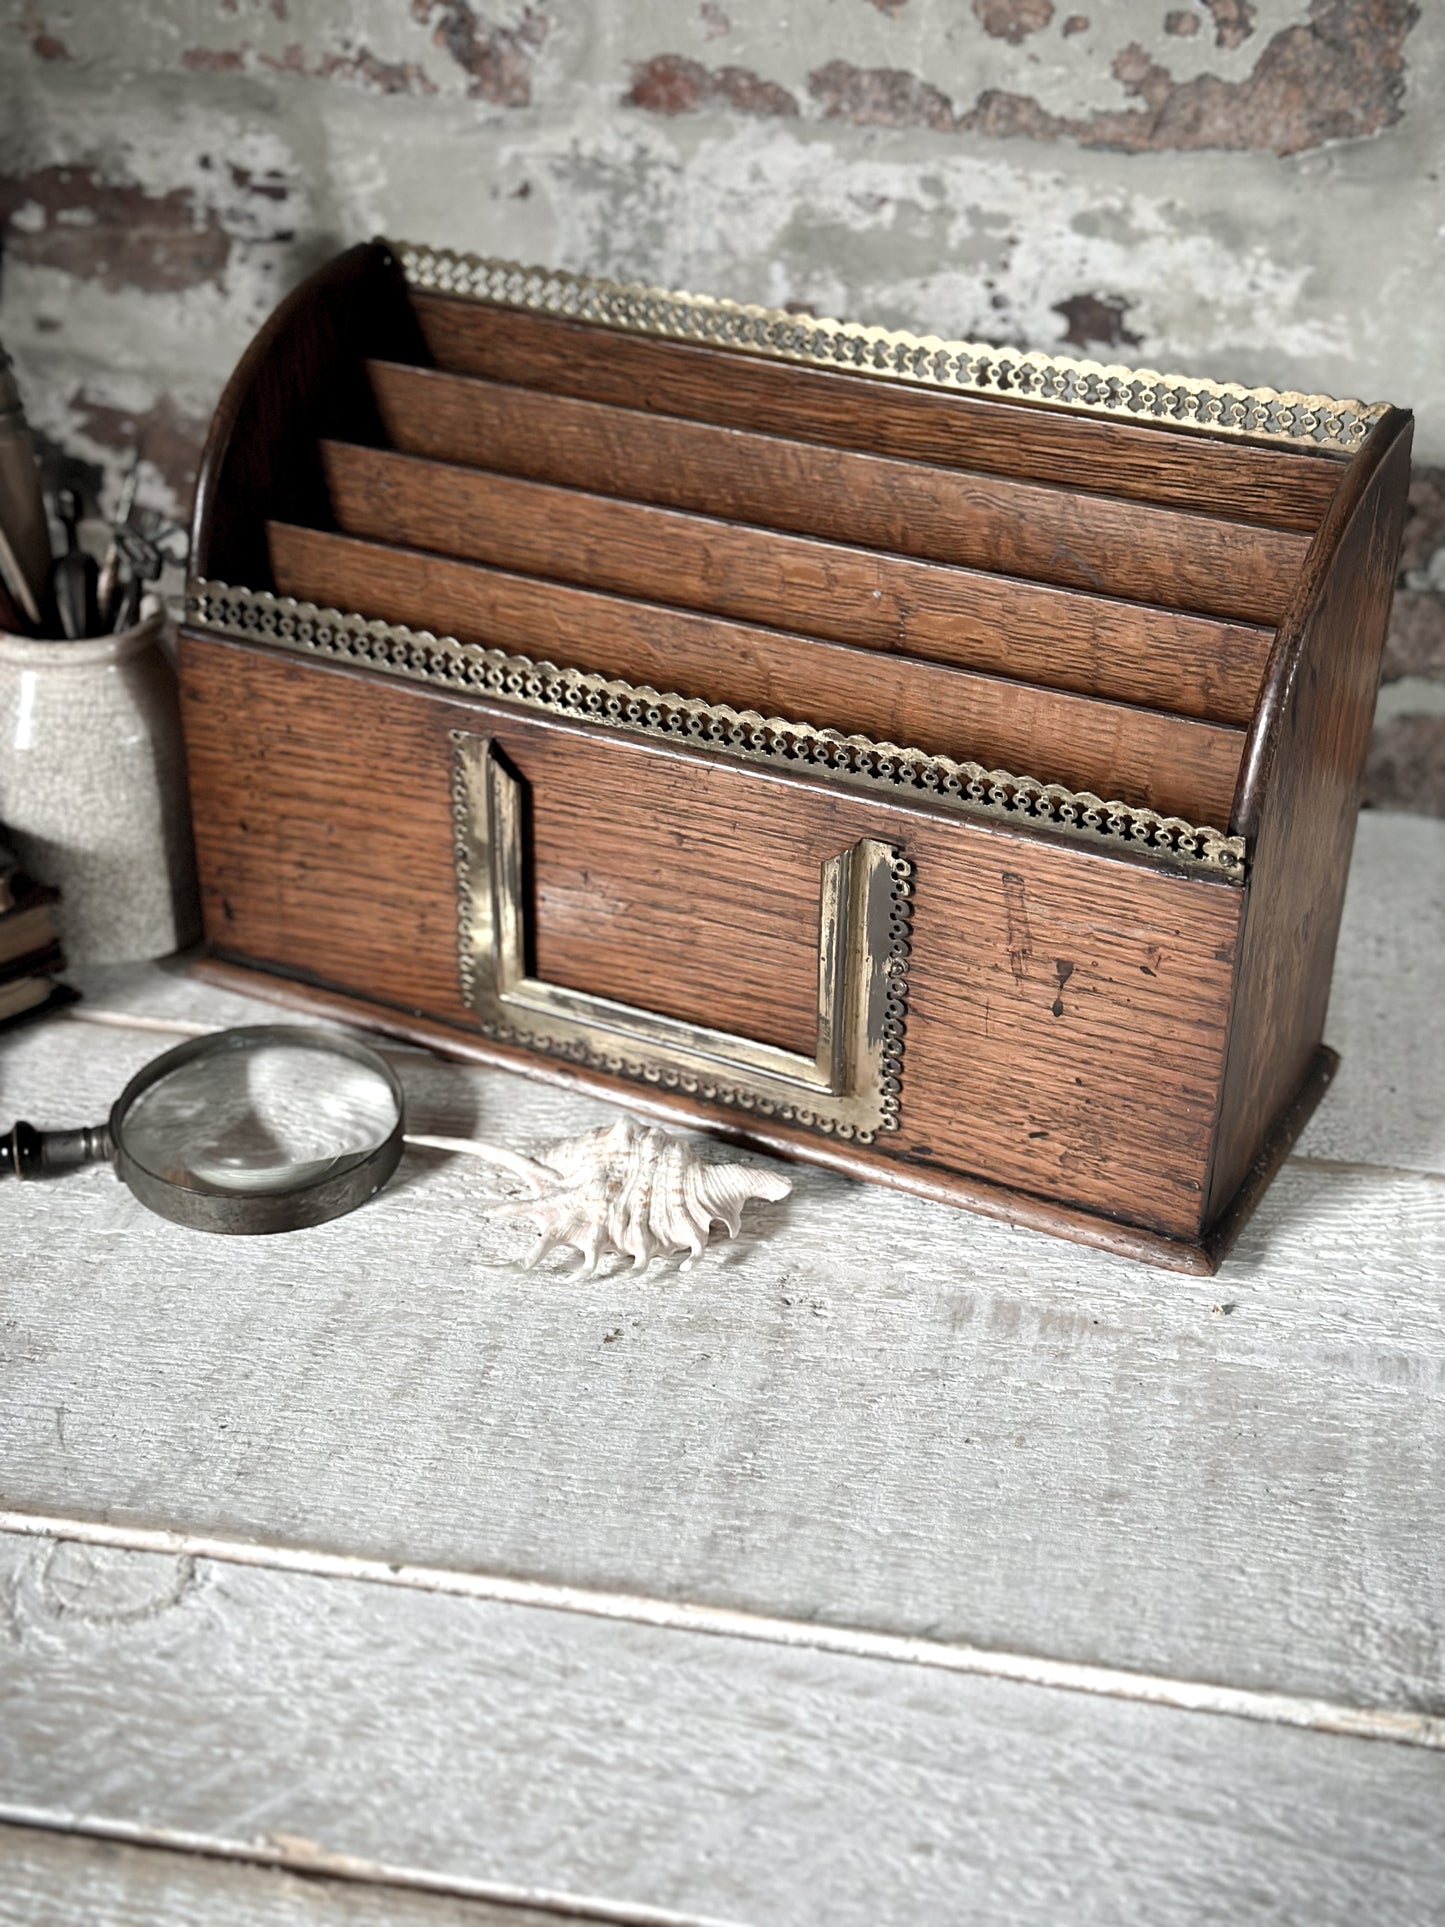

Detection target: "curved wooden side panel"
[1206, 409, 1414, 1226]
[190, 239, 424, 589]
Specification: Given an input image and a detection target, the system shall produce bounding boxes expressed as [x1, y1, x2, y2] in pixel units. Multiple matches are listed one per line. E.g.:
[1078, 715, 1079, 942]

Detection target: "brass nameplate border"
[450, 734, 912, 1142]
[187, 583, 1248, 880]
[393, 240, 1384, 456]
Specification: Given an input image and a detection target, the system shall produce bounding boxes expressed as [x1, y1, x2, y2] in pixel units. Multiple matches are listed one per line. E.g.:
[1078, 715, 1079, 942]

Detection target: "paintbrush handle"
[52, 551, 98, 640]
[0, 517, 41, 630]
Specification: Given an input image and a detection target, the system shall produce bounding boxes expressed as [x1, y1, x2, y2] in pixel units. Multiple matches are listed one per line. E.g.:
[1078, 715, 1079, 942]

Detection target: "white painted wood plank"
[0, 1821, 581, 1927]
[0, 815, 1441, 1717]
[1297, 808, 1445, 1171]
[2, 1535, 1443, 1927]
[1, 1046, 1441, 1713]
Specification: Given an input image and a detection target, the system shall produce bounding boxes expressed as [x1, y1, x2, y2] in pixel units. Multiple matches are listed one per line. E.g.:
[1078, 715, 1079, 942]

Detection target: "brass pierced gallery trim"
[451, 734, 911, 1141]
[187, 583, 1248, 878]
[392, 240, 1384, 455]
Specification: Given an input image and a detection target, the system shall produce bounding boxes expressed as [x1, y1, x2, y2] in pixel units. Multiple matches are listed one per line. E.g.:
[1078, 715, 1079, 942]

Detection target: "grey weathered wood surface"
[0, 811, 1442, 1922]
[0, 1821, 584, 1927]
[2, 816, 1443, 1713]
[2, 1535, 1444, 1927]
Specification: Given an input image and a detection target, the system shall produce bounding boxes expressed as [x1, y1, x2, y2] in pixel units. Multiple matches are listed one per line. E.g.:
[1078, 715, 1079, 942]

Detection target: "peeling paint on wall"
[973, 0, 1056, 46]
[627, 54, 798, 118]
[802, 0, 1421, 156]
[1204, 0, 1258, 51]
[1364, 717, 1445, 815]
[0, 0, 1439, 812]
[66, 391, 208, 509]
[413, 0, 549, 105]
[0, 169, 231, 293]
[1052, 291, 1142, 350]
[1385, 467, 1445, 683]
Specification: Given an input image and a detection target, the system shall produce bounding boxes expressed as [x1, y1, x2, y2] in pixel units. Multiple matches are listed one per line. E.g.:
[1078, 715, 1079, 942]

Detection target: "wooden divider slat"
[365, 360, 1302, 627]
[409, 292, 1344, 536]
[268, 521, 1245, 825]
[318, 441, 1272, 726]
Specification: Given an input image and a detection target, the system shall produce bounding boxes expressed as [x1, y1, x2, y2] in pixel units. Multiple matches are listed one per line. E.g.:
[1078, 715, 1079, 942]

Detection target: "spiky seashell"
[485, 1117, 792, 1277]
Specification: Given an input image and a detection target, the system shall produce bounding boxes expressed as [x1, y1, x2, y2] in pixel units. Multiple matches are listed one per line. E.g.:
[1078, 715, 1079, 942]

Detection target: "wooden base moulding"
[189, 949, 1340, 1277]
[177, 239, 1412, 1273]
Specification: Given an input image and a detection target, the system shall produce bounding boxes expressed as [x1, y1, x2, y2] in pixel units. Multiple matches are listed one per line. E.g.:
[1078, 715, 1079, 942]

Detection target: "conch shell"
[486, 1117, 792, 1277]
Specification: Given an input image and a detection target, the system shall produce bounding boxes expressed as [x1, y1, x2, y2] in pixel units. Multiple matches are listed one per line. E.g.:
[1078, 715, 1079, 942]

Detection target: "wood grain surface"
[409, 292, 1345, 534]
[178, 633, 1240, 1237]
[267, 524, 1247, 822]
[273, 497, 1279, 728]
[362, 359, 1305, 627]
[321, 439, 1298, 656]
[190, 244, 423, 591]
[0, 1824, 583, 1927]
[3, 1534, 1445, 1927]
[1207, 411, 1414, 1220]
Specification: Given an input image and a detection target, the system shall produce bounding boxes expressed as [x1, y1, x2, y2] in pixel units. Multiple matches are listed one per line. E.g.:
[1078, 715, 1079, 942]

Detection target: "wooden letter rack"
[180, 240, 1411, 1272]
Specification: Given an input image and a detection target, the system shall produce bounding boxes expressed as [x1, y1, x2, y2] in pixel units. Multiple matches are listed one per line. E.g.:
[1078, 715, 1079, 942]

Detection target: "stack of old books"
[0, 829, 68, 1029]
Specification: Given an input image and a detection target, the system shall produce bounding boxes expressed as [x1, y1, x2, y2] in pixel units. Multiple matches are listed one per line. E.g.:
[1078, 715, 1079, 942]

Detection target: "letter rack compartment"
[178, 240, 1411, 1272]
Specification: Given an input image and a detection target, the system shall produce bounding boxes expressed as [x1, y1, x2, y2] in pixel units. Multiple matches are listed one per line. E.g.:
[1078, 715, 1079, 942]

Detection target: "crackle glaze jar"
[0, 607, 200, 963]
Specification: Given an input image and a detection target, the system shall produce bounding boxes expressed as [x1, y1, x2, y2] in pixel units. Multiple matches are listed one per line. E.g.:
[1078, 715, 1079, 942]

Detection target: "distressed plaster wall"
[1, 0, 1441, 811]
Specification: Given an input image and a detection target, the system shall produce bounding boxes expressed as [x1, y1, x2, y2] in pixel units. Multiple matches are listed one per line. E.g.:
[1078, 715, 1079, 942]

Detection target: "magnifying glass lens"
[2, 1026, 406, 1233]
[120, 1039, 401, 1195]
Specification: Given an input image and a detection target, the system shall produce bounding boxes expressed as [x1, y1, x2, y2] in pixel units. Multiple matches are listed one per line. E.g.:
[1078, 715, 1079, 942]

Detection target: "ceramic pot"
[0, 607, 201, 963]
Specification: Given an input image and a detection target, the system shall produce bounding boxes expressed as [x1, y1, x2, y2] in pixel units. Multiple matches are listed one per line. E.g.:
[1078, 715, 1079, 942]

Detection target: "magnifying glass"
[0, 1025, 405, 1234]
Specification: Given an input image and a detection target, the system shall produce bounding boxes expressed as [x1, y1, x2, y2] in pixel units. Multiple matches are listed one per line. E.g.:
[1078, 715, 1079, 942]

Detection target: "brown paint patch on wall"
[181, 46, 246, 71]
[315, 46, 438, 94]
[1385, 591, 1445, 681]
[1053, 292, 1143, 351]
[627, 54, 799, 117]
[0, 168, 230, 293]
[1398, 464, 1445, 583]
[1364, 716, 1445, 815]
[973, 0, 1055, 44]
[11, 3, 69, 59]
[867, 0, 910, 13]
[810, 0, 1419, 154]
[809, 61, 954, 130]
[1203, 0, 1257, 49]
[183, 38, 436, 93]
[64, 392, 209, 511]
[1165, 10, 1200, 36]
[227, 164, 289, 201]
[411, 1, 548, 105]
[1383, 464, 1445, 682]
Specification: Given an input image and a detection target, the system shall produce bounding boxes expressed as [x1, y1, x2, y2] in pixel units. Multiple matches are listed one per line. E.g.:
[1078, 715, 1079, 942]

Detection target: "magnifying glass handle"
[0, 1120, 113, 1179]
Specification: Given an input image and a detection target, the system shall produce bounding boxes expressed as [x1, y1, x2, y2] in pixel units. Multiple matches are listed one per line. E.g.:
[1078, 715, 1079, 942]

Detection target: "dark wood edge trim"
[1230, 407, 1414, 840]
[1202, 1045, 1338, 1269]
[190, 952, 1224, 1276]
[189, 240, 395, 575]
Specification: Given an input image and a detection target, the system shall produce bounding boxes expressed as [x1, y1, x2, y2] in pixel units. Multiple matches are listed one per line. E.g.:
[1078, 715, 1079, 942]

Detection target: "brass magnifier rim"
[110, 1024, 406, 1235]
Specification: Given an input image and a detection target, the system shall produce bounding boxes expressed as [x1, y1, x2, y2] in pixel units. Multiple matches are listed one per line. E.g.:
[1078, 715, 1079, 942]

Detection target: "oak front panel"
[180, 635, 1240, 1238]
